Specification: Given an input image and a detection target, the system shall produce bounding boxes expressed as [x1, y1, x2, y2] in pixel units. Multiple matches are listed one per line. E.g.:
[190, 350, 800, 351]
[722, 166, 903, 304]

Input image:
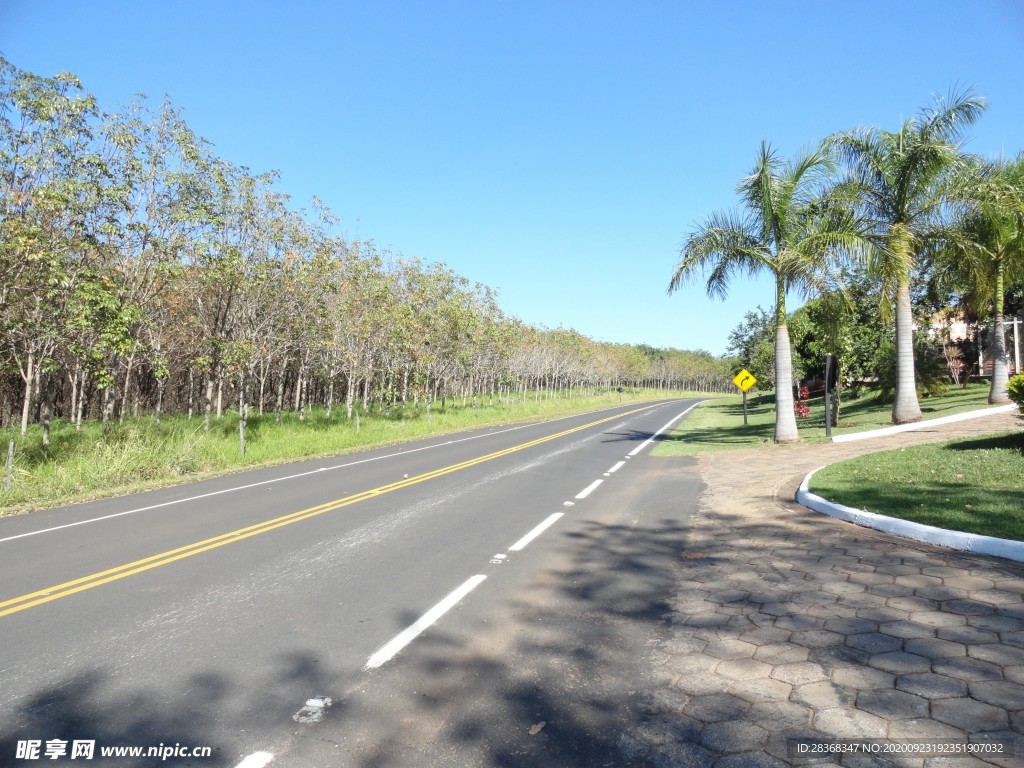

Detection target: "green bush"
[1009, 374, 1024, 420]
[871, 337, 948, 402]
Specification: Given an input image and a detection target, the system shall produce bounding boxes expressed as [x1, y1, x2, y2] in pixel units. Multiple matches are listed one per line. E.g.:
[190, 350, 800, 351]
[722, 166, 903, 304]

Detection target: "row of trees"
[1, 56, 733, 440]
[669, 88, 1023, 442]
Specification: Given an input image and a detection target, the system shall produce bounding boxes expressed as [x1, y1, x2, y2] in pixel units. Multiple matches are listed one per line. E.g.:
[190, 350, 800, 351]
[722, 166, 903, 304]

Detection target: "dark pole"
[742, 389, 748, 426]
[824, 354, 833, 439]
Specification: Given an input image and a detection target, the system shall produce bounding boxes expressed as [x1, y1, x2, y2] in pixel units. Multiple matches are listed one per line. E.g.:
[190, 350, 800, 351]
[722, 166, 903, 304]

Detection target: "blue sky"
[3, 0, 1023, 356]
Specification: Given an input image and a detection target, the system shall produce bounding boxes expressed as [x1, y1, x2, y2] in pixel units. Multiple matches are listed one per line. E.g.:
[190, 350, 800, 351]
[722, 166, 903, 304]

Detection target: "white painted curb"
[831, 404, 1018, 443]
[797, 468, 1024, 563]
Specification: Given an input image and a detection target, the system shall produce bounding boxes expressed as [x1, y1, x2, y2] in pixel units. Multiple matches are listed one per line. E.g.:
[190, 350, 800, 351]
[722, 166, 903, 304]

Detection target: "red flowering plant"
[794, 385, 810, 419]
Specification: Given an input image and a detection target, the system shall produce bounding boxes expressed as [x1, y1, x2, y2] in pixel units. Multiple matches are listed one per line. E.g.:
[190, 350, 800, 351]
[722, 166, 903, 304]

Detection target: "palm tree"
[940, 155, 1024, 403]
[668, 142, 861, 443]
[830, 88, 987, 423]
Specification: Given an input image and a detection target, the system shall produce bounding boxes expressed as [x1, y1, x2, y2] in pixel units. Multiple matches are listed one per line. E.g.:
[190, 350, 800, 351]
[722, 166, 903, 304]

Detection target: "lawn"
[1, 388, 711, 515]
[808, 431, 1024, 541]
[652, 382, 996, 456]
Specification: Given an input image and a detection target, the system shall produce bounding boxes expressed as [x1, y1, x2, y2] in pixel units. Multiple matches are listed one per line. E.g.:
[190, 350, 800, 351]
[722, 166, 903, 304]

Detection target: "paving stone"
[895, 672, 969, 699]
[967, 679, 1024, 710]
[880, 621, 937, 640]
[791, 629, 845, 648]
[847, 632, 903, 654]
[824, 618, 879, 635]
[915, 586, 968, 602]
[770, 661, 829, 685]
[807, 645, 872, 668]
[748, 700, 811, 731]
[969, 589, 1023, 606]
[716, 658, 773, 681]
[669, 653, 720, 676]
[684, 692, 750, 723]
[790, 680, 856, 709]
[707, 589, 752, 605]
[714, 751, 789, 768]
[867, 651, 932, 675]
[699, 720, 769, 753]
[840, 754, 923, 768]
[738, 627, 792, 646]
[902, 637, 967, 659]
[813, 707, 888, 738]
[932, 656, 1004, 682]
[896, 574, 944, 589]
[831, 665, 896, 690]
[909, 611, 967, 629]
[632, 714, 702, 745]
[888, 717, 966, 740]
[729, 676, 793, 703]
[967, 643, 1024, 666]
[650, 741, 716, 768]
[1004, 666, 1024, 685]
[867, 584, 916, 599]
[638, 687, 691, 716]
[888, 596, 941, 612]
[706, 639, 758, 659]
[967, 614, 1024, 633]
[858, 606, 912, 623]
[847, 572, 894, 587]
[774, 615, 825, 632]
[686, 613, 734, 629]
[943, 576, 996, 591]
[931, 697, 1009, 732]
[937, 626, 999, 644]
[855, 688, 930, 719]
[753, 642, 809, 665]
[675, 672, 729, 696]
[939, 599, 996, 616]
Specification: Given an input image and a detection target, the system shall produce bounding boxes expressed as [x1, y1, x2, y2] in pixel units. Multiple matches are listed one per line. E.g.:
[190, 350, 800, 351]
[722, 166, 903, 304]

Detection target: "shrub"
[1009, 374, 1024, 420]
[871, 337, 948, 401]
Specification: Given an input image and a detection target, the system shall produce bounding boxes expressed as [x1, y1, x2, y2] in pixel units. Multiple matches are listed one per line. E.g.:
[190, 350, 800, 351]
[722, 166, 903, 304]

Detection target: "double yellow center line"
[0, 404, 653, 619]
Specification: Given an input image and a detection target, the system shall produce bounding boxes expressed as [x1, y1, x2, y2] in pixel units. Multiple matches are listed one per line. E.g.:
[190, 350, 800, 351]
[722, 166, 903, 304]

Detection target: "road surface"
[0, 398, 704, 767]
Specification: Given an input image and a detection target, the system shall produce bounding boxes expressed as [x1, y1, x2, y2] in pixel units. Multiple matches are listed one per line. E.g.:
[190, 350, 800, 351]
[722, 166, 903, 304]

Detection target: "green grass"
[808, 431, 1024, 541]
[652, 382, 996, 456]
[1, 388, 717, 515]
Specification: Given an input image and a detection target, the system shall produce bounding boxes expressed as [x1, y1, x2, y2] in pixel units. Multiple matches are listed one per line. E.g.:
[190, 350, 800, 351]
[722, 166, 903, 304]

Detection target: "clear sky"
[2, 0, 1023, 356]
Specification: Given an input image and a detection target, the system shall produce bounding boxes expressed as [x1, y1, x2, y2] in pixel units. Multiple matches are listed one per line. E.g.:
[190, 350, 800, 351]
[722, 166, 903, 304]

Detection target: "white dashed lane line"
[364, 575, 488, 670]
[575, 479, 603, 499]
[508, 513, 564, 552]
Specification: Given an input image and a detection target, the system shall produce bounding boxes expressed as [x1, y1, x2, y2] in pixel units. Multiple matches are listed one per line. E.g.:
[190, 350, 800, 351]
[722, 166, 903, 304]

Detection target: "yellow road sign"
[733, 369, 756, 392]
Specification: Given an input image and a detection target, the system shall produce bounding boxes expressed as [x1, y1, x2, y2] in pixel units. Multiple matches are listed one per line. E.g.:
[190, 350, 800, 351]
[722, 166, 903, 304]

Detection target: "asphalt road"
[0, 398, 704, 767]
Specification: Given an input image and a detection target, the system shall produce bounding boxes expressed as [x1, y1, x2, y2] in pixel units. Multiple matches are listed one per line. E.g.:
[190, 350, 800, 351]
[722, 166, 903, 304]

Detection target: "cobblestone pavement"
[629, 410, 1024, 768]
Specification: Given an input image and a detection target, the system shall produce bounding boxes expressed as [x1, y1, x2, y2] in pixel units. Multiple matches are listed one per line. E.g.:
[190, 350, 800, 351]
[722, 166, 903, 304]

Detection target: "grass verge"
[652, 383, 996, 456]
[808, 431, 1024, 541]
[1, 389, 717, 515]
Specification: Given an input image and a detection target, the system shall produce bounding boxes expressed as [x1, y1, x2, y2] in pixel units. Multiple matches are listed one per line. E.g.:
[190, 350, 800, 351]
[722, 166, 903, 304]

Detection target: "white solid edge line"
[796, 468, 1024, 563]
[627, 402, 703, 457]
[831, 404, 1018, 443]
[234, 752, 274, 768]
[575, 479, 603, 499]
[607, 461, 626, 474]
[508, 512, 564, 552]
[365, 575, 487, 669]
[1, 399, 682, 545]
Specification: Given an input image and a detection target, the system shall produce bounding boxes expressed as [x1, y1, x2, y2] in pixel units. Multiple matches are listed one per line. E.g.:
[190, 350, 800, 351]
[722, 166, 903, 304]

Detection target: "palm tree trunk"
[773, 277, 799, 443]
[892, 279, 922, 423]
[989, 261, 1010, 404]
[773, 325, 800, 443]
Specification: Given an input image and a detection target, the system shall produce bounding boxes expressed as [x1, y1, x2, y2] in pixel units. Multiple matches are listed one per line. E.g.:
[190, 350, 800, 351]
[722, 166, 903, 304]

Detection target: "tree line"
[0, 56, 733, 442]
[669, 88, 1023, 442]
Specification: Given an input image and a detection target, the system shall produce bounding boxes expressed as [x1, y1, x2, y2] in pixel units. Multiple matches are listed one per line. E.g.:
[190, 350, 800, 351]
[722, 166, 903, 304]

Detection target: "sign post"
[732, 369, 757, 426]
